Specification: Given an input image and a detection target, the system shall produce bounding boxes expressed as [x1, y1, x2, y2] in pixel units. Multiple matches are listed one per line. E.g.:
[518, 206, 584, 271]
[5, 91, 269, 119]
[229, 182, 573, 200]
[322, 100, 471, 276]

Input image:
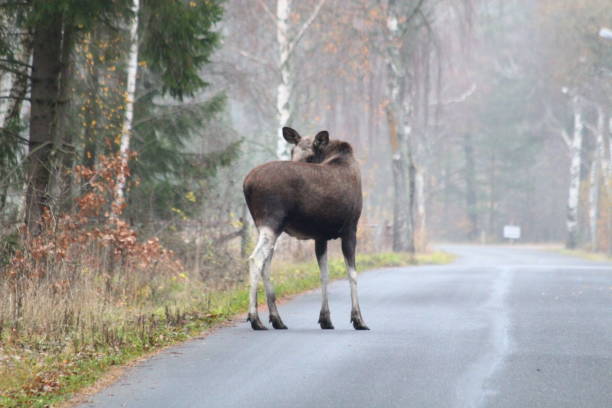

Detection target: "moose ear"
[283, 127, 301, 144]
[313, 131, 329, 150]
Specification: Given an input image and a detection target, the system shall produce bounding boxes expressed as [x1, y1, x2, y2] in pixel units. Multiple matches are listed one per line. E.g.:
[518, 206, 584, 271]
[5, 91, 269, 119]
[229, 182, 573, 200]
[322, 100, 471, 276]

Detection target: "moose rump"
[242, 127, 369, 331]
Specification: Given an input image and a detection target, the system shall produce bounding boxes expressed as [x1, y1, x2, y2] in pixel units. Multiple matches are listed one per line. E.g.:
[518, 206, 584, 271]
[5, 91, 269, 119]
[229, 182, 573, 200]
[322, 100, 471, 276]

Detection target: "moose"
[243, 127, 369, 330]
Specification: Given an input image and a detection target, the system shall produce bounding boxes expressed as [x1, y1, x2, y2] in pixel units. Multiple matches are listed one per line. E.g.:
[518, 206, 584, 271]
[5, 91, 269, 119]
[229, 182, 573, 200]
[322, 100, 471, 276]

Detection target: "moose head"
[282, 127, 329, 163]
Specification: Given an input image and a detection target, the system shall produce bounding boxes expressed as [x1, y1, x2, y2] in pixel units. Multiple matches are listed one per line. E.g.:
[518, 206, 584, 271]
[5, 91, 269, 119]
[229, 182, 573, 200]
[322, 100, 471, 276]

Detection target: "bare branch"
[0, 95, 31, 101]
[225, 44, 278, 69]
[430, 83, 477, 106]
[584, 121, 599, 136]
[398, 0, 427, 37]
[255, 0, 278, 23]
[560, 129, 571, 148]
[0, 58, 32, 68]
[541, 107, 571, 149]
[0, 63, 32, 79]
[287, 0, 327, 59]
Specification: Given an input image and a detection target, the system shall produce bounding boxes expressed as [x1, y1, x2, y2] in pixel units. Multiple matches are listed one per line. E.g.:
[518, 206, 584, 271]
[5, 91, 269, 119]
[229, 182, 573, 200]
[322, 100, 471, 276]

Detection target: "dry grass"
[0, 247, 453, 407]
[0, 155, 457, 407]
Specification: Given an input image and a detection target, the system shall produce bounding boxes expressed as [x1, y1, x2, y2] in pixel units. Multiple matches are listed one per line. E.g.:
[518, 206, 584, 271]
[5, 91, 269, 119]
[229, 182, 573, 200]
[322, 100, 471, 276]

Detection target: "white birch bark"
[0, 73, 15, 129]
[114, 0, 140, 215]
[589, 106, 607, 251]
[414, 166, 427, 251]
[588, 158, 599, 251]
[275, 0, 292, 159]
[275, 0, 327, 160]
[0, 13, 17, 129]
[566, 96, 583, 249]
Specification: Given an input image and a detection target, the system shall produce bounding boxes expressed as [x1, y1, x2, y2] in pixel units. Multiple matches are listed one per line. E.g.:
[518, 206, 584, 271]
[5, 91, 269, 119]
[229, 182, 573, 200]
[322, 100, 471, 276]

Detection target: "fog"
[0, 0, 610, 259]
[203, 0, 611, 253]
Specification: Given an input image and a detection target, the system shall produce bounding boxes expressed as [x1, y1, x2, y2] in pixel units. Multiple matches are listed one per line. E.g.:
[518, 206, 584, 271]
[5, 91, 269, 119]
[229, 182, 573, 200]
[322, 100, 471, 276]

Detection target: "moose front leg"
[315, 239, 334, 329]
[341, 232, 369, 330]
[247, 227, 277, 330]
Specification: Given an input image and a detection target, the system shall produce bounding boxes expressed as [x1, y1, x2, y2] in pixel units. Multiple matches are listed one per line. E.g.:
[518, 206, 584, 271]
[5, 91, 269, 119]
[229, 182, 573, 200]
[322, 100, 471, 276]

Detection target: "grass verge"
[0, 251, 453, 408]
[554, 248, 612, 262]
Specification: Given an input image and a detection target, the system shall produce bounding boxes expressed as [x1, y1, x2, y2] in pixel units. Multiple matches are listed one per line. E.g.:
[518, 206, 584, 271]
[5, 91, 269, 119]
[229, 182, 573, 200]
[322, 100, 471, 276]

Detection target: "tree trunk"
[595, 107, 610, 195]
[49, 26, 75, 211]
[82, 33, 101, 176]
[25, 12, 64, 235]
[413, 165, 427, 251]
[488, 150, 497, 239]
[384, 1, 416, 253]
[0, 34, 31, 217]
[274, 0, 326, 159]
[113, 0, 140, 216]
[590, 106, 607, 252]
[275, 0, 292, 160]
[386, 106, 413, 252]
[463, 133, 478, 240]
[0, 72, 15, 129]
[0, 13, 18, 129]
[588, 157, 599, 251]
[566, 96, 583, 249]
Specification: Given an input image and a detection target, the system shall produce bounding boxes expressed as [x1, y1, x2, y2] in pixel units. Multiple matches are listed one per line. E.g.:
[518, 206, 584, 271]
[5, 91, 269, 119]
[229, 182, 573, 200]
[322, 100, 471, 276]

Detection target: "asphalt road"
[79, 246, 612, 408]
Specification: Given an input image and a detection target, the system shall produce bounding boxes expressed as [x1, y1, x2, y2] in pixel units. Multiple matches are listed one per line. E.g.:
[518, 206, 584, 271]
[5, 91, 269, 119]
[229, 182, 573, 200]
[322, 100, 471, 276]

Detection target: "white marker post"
[599, 28, 612, 40]
[503, 225, 521, 245]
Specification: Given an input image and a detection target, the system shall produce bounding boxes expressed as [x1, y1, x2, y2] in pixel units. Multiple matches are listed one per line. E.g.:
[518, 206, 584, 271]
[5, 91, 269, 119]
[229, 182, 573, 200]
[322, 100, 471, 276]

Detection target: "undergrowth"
[0, 251, 453, 408]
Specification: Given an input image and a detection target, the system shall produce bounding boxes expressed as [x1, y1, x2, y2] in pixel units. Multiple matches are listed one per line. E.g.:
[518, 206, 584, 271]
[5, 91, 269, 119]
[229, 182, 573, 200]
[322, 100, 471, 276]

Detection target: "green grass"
[555, 248, 612, 262]
[0, 251, 454, 408]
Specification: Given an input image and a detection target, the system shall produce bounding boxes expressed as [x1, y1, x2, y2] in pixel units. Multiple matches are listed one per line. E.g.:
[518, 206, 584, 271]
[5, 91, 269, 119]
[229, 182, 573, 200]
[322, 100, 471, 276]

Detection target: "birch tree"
[586, 106, 609, 251]
[0, 69, 14, 129]
[0, 12, 17, 129]
[381, 0, 424, 252]
[113, 0, 140, 216]
[265, 0, 327, 159]
[564, 95, 583, 249]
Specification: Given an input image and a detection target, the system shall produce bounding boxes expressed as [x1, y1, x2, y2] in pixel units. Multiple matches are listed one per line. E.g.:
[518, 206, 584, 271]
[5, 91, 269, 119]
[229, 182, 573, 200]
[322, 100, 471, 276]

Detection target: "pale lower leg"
[247, 227, 276, 330]
[342, 234, 369, 330]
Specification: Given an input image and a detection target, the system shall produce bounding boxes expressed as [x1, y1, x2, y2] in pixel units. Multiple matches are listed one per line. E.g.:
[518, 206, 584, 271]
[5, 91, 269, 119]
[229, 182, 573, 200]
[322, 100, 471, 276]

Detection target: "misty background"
[206, 0, 611, 255]
[1, 0, 611, 273]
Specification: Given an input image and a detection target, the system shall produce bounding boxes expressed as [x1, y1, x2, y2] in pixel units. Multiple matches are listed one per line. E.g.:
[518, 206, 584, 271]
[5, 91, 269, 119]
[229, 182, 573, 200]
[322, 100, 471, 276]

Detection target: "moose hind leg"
[341, 233, 369, 330]
[261, 243, 287, 329]
[247, 227, 277, 330]
[316, 239, 334, 329]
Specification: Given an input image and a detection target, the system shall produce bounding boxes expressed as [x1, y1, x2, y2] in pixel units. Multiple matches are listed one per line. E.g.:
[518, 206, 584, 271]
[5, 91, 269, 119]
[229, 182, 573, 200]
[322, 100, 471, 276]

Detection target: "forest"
[0, 0, 610, 405]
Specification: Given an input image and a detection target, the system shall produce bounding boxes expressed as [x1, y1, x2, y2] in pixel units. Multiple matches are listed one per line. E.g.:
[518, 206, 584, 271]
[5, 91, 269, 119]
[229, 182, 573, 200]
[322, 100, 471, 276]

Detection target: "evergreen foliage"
[140, 0, 223, 99]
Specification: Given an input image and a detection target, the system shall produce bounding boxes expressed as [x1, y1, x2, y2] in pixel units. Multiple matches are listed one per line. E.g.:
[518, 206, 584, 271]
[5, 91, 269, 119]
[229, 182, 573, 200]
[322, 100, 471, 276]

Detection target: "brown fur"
[243, 127, 369, 330]
[243, 140, 362, 241]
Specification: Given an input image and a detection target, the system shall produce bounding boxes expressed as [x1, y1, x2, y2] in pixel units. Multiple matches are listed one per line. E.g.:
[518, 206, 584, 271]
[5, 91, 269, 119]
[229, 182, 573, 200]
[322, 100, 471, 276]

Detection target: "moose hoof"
[351, 311, 370, 330]
[352, 321, 370, 330]
[318, 312, 334, 329]
[270, 315, 288, 330]
[247, 314, 268, 330]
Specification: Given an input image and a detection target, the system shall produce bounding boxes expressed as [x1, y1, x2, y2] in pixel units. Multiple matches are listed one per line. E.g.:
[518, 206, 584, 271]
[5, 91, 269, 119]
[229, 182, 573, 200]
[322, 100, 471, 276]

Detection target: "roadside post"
[503, 225, 521, 245]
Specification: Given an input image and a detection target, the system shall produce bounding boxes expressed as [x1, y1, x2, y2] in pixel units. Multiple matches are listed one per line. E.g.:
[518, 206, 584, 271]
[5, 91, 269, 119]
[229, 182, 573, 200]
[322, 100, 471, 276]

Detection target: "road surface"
[79, 246, 612, 408]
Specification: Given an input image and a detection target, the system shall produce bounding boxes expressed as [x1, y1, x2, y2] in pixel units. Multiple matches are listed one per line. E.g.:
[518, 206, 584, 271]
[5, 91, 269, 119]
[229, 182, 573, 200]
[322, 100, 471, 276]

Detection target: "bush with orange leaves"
[2, 154, 185, 341]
